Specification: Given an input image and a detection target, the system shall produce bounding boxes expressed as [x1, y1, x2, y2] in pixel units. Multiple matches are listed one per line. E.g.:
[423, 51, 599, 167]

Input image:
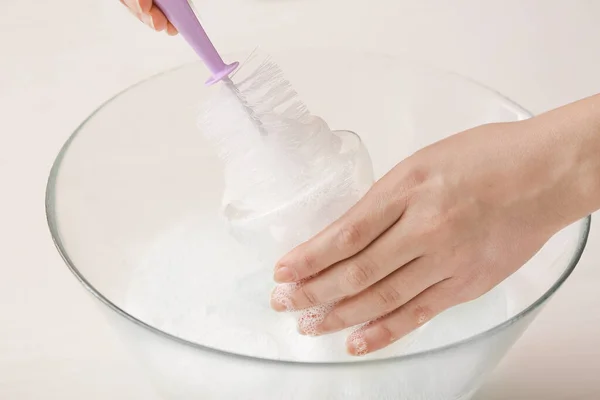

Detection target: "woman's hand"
[270, 95, 600, 356]
[120, 0, 178, 35]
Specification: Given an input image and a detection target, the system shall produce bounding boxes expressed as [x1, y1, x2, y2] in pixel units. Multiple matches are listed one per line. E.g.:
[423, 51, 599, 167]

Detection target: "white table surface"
[1, 1, 599, 399]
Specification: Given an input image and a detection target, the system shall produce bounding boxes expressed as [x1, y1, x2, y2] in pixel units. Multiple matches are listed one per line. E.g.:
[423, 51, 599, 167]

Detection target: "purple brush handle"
[153, 0, 238, 85]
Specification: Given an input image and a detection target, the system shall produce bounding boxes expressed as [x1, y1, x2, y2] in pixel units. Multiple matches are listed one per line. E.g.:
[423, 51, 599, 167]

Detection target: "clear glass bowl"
[46, 49, 590, 400]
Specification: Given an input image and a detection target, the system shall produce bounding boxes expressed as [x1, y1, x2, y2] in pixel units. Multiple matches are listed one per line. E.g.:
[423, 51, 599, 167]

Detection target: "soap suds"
[124, 213, 510, 362]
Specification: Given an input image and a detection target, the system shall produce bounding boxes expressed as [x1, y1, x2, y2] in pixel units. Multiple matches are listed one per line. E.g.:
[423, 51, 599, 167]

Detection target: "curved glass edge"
[45, 52, 590, 367]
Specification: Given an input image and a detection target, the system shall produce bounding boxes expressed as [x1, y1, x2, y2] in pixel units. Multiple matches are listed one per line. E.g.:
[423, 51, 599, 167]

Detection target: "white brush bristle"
[229, 56, 311, 128]
[199, 54, 313, 164]
[198, 52, 348, 210]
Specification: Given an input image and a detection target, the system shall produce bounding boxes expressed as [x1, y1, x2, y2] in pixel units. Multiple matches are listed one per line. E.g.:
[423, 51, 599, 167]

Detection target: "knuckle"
[453, 274, 486, 303]
[373, 284, 403, 309]
[372, 189, 403, 219]
[415, 210, 451, 243]
[343, 258, 376, 291]
[456, 288, 478, 304]
[336, 221, 364, 251]
[300, 251, 319, 276]
[325, 307, 347, 330]
[404, 164, 430, 188]
[299, 285, 319, 308]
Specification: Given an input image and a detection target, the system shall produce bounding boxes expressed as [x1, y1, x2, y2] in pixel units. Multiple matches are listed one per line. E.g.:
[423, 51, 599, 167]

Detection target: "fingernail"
[270, 297, 287, 312]
[348, 337, 369, 356]
[298, 310, 324, 336]
[297, 303, 335, 336]
[166, 23, 179, 36]
[274, 266, 295, 283]
[347, 324, 392, 356]
[141, 14, 155, 29]
[271, 284, 296, 312]
[296, 324, 307, 335]
[347, 333, 368, 356]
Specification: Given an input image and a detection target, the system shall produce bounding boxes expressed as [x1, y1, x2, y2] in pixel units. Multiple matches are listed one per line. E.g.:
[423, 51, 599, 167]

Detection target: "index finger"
[273, 170, 409, 283]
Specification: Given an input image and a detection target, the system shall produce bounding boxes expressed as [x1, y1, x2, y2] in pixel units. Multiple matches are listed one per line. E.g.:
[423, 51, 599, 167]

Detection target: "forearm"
[526, 93, 600, 229]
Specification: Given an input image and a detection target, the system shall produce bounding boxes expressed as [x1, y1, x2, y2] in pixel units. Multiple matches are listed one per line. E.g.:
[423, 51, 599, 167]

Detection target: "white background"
[1, 0, 600, 398]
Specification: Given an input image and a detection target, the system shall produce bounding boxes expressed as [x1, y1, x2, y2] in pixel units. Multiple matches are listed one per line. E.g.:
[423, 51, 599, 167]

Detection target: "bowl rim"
[46, 50, 592, 367]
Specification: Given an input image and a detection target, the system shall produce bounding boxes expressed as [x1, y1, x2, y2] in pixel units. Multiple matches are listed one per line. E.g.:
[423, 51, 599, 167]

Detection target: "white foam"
[124, 213, 510, 363]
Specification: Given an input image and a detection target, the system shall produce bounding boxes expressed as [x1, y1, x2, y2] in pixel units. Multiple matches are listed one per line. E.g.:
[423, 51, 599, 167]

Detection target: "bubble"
[297, 301, 337, 336]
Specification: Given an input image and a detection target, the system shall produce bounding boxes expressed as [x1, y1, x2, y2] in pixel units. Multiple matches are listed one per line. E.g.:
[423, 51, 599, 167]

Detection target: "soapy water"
[124, 55, 511, 363]
[124, 211, 510, 363]
[125, 60, 510, 361]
